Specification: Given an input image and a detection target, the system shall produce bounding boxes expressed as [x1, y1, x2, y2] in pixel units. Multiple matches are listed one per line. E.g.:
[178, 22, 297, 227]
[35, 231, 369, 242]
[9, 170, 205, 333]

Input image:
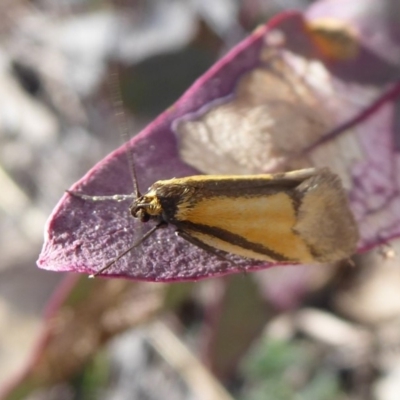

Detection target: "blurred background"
[1, 0, 400, 399]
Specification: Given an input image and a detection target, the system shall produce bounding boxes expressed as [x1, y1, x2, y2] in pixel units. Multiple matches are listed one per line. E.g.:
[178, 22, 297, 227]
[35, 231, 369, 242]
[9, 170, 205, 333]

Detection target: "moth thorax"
[130, 194, 163, 222]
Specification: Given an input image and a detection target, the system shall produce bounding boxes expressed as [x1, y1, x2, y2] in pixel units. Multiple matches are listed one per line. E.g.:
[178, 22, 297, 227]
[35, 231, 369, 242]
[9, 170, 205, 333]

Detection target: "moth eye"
[140, 214, 150, 223]
[132, 207, 150, 222]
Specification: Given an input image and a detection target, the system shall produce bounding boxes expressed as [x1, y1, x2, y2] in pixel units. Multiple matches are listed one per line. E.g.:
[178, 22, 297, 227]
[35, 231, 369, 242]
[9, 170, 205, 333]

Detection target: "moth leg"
[67, 190, 135, 202]
[175, 230, 246, 272]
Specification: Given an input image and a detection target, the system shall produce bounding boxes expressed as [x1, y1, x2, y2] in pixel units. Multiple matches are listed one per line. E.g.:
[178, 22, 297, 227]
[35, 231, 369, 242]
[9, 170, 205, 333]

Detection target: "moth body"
[129, 168, 359, 264]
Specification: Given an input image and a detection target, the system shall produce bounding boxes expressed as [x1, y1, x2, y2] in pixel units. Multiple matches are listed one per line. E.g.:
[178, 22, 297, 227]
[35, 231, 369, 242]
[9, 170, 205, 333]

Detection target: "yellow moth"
[70, 167, 359, 277]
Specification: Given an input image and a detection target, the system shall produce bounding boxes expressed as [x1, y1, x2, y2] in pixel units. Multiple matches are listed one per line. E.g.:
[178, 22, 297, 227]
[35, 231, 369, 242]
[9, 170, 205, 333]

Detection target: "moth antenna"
[109, 69, 141, 198]
[89, 222, 163, 277]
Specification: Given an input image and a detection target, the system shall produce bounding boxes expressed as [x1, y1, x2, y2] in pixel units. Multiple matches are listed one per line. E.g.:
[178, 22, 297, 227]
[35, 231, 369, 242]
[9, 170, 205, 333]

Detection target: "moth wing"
[176, 227, 279, 262]
[293, 169, 359, 262]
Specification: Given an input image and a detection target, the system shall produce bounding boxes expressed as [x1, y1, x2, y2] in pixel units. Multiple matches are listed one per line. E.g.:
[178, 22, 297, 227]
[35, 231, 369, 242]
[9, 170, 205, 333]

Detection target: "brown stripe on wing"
[152, 169, 318, 206]
[177, 221, 293, 262]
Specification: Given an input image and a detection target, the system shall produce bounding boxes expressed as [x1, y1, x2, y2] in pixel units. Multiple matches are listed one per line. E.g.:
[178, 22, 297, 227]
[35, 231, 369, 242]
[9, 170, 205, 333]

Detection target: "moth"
[69, 167, 359, 277]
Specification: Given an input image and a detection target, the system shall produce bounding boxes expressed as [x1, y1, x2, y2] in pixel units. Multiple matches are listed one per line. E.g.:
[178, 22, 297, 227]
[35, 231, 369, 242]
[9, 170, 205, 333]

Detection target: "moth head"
[130, 191, 162, 222]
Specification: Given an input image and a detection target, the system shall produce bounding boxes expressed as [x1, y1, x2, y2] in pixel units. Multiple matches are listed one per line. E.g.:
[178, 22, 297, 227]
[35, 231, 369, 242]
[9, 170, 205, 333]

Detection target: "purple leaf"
[38, 5, 400, 281]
